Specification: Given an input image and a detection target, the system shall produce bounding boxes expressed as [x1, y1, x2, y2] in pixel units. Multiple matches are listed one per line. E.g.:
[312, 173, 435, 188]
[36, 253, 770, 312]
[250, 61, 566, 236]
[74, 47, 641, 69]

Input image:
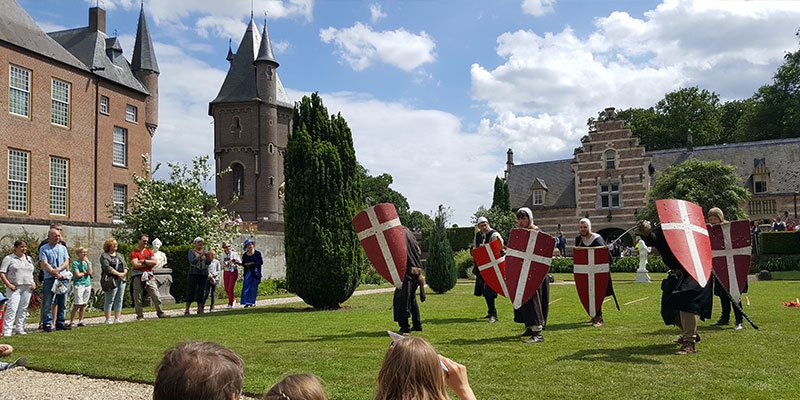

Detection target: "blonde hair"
[374, 337, 449, 400]
[708, 207, 726, 223]
[102, 239, 117, 253]
[264, 373, 327, 400]
[76, 246, 88, 255]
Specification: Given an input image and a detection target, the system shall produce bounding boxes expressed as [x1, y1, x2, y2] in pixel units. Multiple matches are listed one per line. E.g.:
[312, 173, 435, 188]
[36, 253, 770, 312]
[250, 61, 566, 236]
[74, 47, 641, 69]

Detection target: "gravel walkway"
[4, 287, 396, 399]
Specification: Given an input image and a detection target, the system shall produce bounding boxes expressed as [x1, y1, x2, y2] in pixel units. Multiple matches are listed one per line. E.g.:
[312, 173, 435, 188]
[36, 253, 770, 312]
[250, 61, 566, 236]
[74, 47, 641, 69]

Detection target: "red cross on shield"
[352, 203, 407, 289]
[503, 228, 555, 309]
[471, 238, 509, 297]
[708, 220, 751, 303]
[573, 246, 611, 318]
[656, 199, 713, 287]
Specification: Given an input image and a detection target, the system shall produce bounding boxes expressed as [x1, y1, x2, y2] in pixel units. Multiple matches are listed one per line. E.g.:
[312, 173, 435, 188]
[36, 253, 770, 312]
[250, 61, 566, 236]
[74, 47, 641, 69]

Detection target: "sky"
[21, 0, 800, 225]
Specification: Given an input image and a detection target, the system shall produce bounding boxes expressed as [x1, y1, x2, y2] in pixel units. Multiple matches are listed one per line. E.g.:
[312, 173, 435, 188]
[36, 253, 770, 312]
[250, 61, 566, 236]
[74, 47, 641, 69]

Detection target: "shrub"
[161, 244, 194, 303]
[426, 205, 457, 293]
[751, 255, 800, 272]
[447, 227, 474, 252]
[453, 249, 476, 279]
[760, 232, 800, 255]
[361, 260, 384, 285]
[538, 255, 669, 274]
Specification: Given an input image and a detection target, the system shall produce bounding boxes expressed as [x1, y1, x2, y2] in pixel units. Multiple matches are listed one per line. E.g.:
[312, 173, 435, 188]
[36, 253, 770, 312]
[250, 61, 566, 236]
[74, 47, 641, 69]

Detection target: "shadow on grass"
[424, 317, 481, 325]
[543, 322, 588, 332]
[556, 343, 674, 364]
[263, 330, 388, 344]
[446, 335, 523, 345]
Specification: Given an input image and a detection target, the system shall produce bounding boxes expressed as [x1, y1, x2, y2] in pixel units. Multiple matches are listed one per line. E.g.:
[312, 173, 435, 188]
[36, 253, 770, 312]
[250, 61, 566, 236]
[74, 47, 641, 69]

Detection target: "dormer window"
[604, 149, 617, 170]
[533, 189, 544, 206]
[752, 158, 770, 194]
[754, 175, 768, 193]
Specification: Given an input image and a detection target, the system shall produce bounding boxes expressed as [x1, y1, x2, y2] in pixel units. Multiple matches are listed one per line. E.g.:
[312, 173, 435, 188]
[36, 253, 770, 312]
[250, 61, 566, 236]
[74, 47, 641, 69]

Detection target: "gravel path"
[4, 287, 396, 399]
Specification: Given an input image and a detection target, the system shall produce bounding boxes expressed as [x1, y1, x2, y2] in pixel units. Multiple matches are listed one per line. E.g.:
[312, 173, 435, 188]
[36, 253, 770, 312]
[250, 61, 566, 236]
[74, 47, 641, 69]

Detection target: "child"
[204, 250, 220, 311]
[265, 373, 328, 400]
[69, 247, 93, 327]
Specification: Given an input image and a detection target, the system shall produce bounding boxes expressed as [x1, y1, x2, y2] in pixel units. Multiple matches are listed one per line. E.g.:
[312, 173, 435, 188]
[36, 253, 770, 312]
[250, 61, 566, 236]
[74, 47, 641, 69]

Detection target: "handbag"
[101, 274, 116, 292]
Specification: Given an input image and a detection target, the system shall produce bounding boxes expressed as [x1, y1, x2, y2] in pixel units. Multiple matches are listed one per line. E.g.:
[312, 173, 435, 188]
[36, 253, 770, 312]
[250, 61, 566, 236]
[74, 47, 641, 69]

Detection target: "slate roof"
[131, 3, 159, 74]
[49, 27, 148, 95]
[507, 158, 575, 209]
[647, 137, 800, 194]
[211, 19, 292, 108]
[255, 24, 277, 64]
[0, 0, 87, 71]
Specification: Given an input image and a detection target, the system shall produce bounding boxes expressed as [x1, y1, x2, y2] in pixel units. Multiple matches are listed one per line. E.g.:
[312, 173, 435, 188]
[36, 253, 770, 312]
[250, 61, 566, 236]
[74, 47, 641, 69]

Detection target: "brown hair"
[154, 341, 244, 400]
[708, 207, 726, 223]
[374, 337, 449, 400]
[102, 239, 117, 253]
[264, 373, 327, 400]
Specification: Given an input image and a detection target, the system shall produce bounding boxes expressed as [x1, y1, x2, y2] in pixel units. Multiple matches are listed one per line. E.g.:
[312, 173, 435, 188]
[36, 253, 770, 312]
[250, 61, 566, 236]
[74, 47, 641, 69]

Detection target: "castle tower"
[131, 2, 159, 137]
[210, 18, 293, 230]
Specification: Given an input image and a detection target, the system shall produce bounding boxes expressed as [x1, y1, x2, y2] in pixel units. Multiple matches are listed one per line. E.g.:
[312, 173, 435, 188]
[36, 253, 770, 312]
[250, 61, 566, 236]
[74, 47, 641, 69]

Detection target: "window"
[231, 163, 244, 197]
[9, 65, 31, 117]
[754, 175, 768, 193]
[100, 96, 109, 115]
[600, 183, 620, 209]
[7, 149, 29, 213]
[113, 184, 127, 223]
[604, 149, 616, 170]
[125, 104, 138, 122]
[533, 189, 543, 206]
[50, 157, 68, 215]
[51, 79, 70, 127]
[113, 127, 127, 166]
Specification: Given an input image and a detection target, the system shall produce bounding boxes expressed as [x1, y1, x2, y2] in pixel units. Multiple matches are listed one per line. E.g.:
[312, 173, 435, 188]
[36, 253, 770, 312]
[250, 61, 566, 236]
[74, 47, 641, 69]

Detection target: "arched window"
[231, 163, 244, 197]
[230, 116, 242, 135]
[269, 176, 275, 187]
[604, 149, 617, 170]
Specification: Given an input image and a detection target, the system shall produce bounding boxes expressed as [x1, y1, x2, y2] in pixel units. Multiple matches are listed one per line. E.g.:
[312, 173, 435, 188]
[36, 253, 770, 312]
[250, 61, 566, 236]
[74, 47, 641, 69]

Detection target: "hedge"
[760, 231, 800, 255]
[751, 255, 800, 272]
[454, 249, 476, 279]
[161, 244, 194, 303]
[447, 227, 475, 252]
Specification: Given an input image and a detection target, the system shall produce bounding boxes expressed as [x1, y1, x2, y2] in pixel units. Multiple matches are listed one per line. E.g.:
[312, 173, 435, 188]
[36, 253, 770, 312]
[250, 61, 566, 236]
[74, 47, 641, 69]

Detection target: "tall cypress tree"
[426, 205, 456, 294]
[490, 176, 511, 212]
[284, 93, 362, 309]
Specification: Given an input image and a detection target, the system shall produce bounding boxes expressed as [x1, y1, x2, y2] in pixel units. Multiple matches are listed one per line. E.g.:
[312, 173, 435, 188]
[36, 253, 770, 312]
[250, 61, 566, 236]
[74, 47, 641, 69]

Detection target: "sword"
[609, 223, 643, 247]
[711, 271, 759, 330]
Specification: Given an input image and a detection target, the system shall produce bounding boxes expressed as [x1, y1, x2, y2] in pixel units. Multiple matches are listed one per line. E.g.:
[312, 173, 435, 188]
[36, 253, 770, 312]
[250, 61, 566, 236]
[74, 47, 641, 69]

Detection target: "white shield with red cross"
[708, 220, 751, 303]
[504, 229, 555, 309]
[352, 203, 407, 289]
[471, 238, 509, 297]
[656, 199, 713, 287]
[573, 246, 611, 318]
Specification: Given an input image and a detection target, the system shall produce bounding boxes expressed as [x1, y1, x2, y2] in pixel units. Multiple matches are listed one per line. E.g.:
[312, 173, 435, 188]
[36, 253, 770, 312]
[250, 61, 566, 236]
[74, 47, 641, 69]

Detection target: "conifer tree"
[284, 93, 362, 309]
[491, 177, 511, 212]
[426, 205, 457, 294]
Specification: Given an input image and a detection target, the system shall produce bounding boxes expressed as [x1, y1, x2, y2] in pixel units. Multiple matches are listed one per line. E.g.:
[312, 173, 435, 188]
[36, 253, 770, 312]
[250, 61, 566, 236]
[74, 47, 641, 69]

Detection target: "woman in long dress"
[240, 239, 263, 307]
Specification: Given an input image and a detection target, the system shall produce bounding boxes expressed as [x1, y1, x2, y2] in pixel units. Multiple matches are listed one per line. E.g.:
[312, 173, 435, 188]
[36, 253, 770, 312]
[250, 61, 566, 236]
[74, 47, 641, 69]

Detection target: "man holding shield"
[394, 227, 424, 335]
[574, 218, 614, 327]
[473, 217, 503, 324]
[512, 207, 549, 344]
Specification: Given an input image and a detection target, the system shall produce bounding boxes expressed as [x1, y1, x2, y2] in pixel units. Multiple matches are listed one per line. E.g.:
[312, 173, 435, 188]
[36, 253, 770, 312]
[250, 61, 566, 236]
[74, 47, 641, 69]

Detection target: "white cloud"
[194, 16, 246, 39]
[369, 3, 387, 24]
[273, 40, 290, 54]
[472, 0, 800, 165]
[144, 0, 314, 24]
[320, 22, 436, 71]
[521, 0, 555, 16]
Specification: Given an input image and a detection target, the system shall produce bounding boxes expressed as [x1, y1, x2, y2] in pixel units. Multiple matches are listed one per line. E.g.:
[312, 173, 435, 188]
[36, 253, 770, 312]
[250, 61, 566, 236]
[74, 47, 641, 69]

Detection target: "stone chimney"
[89, 7, 106, 33]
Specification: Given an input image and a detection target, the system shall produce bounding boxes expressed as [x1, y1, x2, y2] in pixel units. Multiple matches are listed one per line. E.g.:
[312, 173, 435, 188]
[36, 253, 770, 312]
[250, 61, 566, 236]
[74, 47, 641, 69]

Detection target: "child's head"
[374, 336, 448, 400]
[154, 341, 244, 400]
[76, 247, 88, 259]
[264, 373, 327, 400]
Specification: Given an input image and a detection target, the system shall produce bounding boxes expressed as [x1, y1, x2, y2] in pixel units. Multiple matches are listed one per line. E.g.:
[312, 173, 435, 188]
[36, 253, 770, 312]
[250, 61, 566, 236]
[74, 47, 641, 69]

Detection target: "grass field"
[3, 273, 800, 399]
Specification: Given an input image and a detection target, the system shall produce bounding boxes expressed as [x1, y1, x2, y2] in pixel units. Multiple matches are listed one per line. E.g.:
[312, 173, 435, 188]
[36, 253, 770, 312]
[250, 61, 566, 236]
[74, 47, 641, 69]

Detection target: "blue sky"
[22, 0, 800, 225]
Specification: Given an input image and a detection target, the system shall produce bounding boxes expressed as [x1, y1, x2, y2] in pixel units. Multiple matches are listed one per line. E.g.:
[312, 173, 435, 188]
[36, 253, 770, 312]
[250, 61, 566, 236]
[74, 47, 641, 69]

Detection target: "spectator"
[375, 336, 476, 400]
[1, 240, 36, 336]
[204, 250, 220, 311]
[130, 233, 166, 320]
[0, 344, 26, 371]
[153, 341, 244, 400]
[100, 239, 128, 324]
[221, 242, 241, 309]
[555, 228, 567, 258]
[240, 239, 263, 308]
[68, 247, 93, 327]
[265, 373, 328, 400]
[39, 228, 71, 332]
[187, 237, 209, 315]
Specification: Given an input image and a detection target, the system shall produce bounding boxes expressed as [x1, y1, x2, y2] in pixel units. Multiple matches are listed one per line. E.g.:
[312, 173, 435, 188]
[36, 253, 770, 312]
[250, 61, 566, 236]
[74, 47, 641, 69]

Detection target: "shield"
[471, 238, 509, 297]
[504, 228, 555, 309]
[656, 199, 713, 287]
[573, 247, 611, 318]
[708, 220, 751, 303]
[352, 203, 407, 289]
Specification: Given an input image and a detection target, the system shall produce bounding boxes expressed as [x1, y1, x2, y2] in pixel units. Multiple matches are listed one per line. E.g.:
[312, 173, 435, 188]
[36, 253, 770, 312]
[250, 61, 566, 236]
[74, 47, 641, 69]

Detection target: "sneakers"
[675, 341, 696, 355]
[0, 357, 26, 371]
[482, 314, 492, 319]
[488, 316, 497, 324]
[77, 322, 85, 327]
[115, 318, 125, 324]
[42, 325, 53, 333]
[105, 319, 114, 325]
[712, 319, 730, 326]
[524, 333, 544, 343]
[518, 328, 535, 337]
[13, 329, 26, 336]
[734, 323, 744, 330]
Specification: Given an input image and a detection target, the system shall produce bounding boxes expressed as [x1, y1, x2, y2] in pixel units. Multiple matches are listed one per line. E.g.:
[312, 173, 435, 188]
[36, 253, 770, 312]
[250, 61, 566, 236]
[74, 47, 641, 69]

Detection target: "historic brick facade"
[0, 1, 158, 225]
[506, 107, 800, 254]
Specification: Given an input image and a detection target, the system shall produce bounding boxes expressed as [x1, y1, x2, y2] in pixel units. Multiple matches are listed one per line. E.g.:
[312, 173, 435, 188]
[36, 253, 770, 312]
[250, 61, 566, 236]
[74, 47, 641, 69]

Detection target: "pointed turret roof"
[255, 23, 277, 64]
[132, 3, 159, 73]
[210, 17, 291, 108]
[226, 39, 235, 61]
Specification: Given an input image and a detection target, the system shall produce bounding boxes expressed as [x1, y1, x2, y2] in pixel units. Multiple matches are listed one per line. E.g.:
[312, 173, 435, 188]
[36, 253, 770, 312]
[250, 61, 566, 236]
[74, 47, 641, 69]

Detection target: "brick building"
[506, 107, 800, 254]
[210, 17, 292, 232]
[0, 0, 158, 225]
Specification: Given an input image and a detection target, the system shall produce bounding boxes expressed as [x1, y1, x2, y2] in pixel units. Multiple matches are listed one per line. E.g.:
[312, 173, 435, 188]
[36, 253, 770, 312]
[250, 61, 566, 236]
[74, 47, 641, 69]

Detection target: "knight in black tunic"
[473, 217, 504, 323]
[512, 207, 549, 344]
[393, 227, 423, 334]
[574, 217, 616, 327]
[638, 221, 712, 354]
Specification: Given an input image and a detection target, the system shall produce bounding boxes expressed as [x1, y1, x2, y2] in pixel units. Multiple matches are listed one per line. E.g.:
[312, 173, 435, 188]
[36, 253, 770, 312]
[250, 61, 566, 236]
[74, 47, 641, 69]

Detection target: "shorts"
[73, 285, 92, 305]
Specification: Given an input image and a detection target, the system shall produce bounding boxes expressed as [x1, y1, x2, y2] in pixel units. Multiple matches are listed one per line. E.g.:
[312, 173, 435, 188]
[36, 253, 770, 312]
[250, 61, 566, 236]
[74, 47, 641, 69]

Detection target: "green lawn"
[4, 274, 800, 399]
